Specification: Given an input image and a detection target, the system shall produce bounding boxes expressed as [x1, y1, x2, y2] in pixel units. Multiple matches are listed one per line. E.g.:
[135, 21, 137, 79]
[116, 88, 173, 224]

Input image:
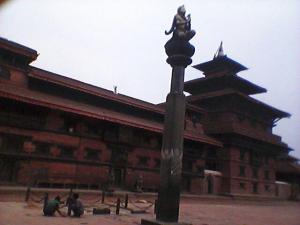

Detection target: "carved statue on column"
[165, 5, 196, 41]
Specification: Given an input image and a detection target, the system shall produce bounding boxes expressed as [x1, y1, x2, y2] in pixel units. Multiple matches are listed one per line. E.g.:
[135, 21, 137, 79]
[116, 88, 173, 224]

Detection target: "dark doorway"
[113, 167, 126, 187]
[207, 175, 213, 194]
[109, 144, 129, 188]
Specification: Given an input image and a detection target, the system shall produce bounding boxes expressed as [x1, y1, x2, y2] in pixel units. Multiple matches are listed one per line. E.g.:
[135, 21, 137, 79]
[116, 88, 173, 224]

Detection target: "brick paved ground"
[0, 198, 299, 225]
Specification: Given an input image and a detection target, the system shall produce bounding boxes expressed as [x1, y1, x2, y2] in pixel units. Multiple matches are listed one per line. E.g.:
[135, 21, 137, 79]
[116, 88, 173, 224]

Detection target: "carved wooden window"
[104, 125, 118, 141]
[264, 170, 270, 180]
[253, 182, 258, 194]
[239, 149, 246, 161]
[264, 185, 270, 192]
[197, 166, 204, 176]
[0, 66, 10, 80]
[264, 156, 269, 165]
[0, 133, 24, 152]
[154, 158, 160, 168]
[207, 150, 217, 159]
[61, 114, 78, 133]
[84, 148, 100, 160]
[239, 166, 246, 177]
[252, 168, 258, 178]
[137, 156, 149, 167]
[60, 146, 74, 158]
[35, 142, 50, 156]
[250, 151, 261, 166]
[239, 182, 246, 190]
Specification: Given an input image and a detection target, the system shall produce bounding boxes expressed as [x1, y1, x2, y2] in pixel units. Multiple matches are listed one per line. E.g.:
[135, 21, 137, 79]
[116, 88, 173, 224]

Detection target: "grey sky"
[0, 0, 299, 158]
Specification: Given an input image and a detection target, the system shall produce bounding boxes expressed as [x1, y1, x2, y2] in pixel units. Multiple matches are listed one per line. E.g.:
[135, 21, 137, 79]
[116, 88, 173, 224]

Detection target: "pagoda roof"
[0, 83, 222, 147]
[187, 89, 290, 119]
[276, 161, 300, 175]
[193, 55, 247, 75]
[203, 119, 289, 148]
[29, 66, 164, 115]
[184, 75, 266, 95]
[0, 37, 38, 63]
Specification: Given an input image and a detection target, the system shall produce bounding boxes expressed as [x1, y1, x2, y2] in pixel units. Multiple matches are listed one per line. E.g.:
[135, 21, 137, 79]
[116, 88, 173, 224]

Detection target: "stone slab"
[92, 207, 110, 215]
[141, 219, 191, 225]
[130, 209, 146, 214]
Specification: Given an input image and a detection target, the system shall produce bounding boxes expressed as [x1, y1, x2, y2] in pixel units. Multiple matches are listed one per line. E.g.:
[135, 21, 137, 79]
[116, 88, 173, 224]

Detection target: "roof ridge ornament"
[214, 41, 225, 59]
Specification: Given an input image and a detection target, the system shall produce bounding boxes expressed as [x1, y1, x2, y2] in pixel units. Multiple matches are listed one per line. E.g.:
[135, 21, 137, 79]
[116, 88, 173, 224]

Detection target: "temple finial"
[214, 41, 225, 59]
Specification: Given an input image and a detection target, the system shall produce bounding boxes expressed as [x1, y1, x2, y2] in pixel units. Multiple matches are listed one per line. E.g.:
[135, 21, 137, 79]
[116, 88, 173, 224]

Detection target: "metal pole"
[116, 198, 120, 215]
[43, 192, 49, 212]
[124, 194, 128, 209]
[25, 187, 31, 202]
[101, 191, 105, 203]
[154, 199, 158, 214]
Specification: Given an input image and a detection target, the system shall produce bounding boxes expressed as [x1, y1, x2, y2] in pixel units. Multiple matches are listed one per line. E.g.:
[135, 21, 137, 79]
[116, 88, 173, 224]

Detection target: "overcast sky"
[0, 0, 299, 158]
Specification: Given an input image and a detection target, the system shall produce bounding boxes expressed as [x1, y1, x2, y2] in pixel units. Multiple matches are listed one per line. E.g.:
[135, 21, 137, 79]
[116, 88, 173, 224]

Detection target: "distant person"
[43, 196, 65, 217]
[70, 193, 84, 217]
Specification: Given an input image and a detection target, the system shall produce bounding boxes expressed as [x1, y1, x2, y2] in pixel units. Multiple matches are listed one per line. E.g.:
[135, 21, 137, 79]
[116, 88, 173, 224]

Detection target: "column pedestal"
[141, 219, 191, 225]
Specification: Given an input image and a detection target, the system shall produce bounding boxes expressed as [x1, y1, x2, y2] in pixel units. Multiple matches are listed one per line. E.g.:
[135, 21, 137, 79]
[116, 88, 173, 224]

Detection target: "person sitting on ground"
[43, 195, 65, 217]
[70, 193, 84, 217]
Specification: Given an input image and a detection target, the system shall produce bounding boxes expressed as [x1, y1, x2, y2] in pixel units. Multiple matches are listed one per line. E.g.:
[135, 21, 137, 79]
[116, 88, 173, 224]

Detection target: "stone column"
[142, 38, 195, 225]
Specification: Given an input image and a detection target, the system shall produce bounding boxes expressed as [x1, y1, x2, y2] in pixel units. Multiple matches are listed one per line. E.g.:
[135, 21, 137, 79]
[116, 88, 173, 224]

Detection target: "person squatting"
[43, 193, 84, 217]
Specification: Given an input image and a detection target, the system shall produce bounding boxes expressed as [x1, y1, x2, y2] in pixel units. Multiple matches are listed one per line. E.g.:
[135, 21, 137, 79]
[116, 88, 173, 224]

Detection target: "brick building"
[0, 37, 293, 197]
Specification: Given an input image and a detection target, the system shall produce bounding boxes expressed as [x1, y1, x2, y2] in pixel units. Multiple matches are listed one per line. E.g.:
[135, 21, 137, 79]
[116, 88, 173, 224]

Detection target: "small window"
[252, 168, 258, 178]
[207, 150, 217, 158]
[239, 149, 246, 161]
[61, 147, 74, 158]
[137, 156, 149, 167]
[0, 133, 24, 152]
[154, 158, 160, 168]
[239, 166, 246, 177]
[61, 116, 77, 133]
[84, 148, 100, 160]
[253, 182, 258, 194]
[264, 171, 270, 180]
[35, 142, 50, 155]
[239, 182, 246, 190]
[264, 156, 269, 165]
[0, 66, 10, 80]
[264, 185, 270, 192]
[197, 166, 204, 173]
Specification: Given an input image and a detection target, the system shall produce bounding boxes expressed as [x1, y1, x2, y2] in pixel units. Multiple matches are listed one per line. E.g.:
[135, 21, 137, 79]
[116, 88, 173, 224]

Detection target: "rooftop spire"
[214, 41, 225, 59]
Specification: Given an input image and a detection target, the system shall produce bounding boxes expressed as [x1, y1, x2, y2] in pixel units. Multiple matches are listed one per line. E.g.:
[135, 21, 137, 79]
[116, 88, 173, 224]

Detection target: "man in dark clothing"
[43, 196, 65, 216]
[70, 193, 84, 217]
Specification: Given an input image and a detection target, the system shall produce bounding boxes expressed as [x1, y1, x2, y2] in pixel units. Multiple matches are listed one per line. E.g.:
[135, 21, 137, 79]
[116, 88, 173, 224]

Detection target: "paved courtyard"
[0, 197, 299, 225]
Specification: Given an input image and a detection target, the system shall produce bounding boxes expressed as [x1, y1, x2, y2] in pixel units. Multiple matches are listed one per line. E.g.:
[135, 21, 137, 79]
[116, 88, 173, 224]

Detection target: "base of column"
[141, 219, 191, 225]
